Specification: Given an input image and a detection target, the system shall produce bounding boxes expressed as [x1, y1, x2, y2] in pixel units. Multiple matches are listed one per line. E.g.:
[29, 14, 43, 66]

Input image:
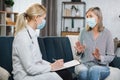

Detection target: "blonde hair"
[15, 3, 46, 35]
[86, 7, 104, 32]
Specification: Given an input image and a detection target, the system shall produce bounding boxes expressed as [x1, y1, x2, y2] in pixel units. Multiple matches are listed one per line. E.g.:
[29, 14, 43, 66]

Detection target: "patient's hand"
[74, 41, 85, 54]
[92, 48, 101, 61]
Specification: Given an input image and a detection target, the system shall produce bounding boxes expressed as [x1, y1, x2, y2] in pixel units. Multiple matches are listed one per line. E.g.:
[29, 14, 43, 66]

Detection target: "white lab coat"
[12, 25, 63, 80]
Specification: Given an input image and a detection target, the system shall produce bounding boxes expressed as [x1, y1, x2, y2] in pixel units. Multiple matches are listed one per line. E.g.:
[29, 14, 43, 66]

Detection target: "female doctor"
[12, 3, 72, 80]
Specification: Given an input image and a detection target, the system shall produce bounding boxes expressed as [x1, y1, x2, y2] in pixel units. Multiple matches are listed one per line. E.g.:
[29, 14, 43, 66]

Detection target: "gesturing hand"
[74, 41, 85, 54]
[92, 48, 101, 61]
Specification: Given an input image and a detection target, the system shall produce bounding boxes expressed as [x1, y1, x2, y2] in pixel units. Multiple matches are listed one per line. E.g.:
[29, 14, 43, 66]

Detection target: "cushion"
[0, 66, 10, 80]
[115, 48, 120, 57]
[66, 35, 79, 60]
[105, 67, 120, 80]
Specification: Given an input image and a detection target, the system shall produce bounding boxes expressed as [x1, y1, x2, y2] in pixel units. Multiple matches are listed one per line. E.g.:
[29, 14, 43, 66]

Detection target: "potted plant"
[4, 0, 14, 12]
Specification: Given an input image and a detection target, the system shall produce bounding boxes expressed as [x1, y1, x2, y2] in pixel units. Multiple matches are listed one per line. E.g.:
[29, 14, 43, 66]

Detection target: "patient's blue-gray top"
[78, 28, 114, 66]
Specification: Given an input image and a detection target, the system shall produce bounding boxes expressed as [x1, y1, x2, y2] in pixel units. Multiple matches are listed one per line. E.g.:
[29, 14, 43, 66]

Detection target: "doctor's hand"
[74, 41, 85, 54]
[51, 59, 64, 71]
[92, 48, 101, 61]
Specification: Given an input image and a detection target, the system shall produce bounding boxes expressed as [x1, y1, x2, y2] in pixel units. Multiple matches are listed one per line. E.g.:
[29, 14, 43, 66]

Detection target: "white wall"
[57, 0, 120, 39]
[13, 0, 41, 13]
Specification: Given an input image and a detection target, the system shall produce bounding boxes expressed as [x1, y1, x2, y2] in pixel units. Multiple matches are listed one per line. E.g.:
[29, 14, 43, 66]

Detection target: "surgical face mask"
[86, 18, 96, 28]
[37, 19, 46, 29]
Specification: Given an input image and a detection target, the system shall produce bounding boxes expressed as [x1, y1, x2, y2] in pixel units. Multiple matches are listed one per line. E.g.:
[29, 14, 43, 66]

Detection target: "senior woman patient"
[74, 7, 115, 80]
[12, 3, 72, 80]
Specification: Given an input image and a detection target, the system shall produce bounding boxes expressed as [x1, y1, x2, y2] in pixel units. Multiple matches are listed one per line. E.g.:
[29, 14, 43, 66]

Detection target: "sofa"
[0, 36, 120, 80]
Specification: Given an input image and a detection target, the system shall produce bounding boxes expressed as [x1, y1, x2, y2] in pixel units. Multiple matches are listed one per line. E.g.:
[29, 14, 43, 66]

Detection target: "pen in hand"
[52, 58, 57, 62]
[51, 58, 64, 71]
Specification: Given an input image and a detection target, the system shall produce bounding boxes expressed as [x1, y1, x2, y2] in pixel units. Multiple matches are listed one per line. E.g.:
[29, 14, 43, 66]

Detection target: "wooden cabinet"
[0, 11, 18, 36]
[61, 2, 86, 36]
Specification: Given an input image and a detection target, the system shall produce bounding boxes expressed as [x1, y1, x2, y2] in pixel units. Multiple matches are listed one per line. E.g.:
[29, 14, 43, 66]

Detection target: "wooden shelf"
[61, 2, 86, 36]
[62, 16, 85, 19]
[61, 31, 79, 37]
[0, 11, 18, 36]
[0, 24, 6, 26]
[0, 11, 18, 14]
[62, 2, 86, 5]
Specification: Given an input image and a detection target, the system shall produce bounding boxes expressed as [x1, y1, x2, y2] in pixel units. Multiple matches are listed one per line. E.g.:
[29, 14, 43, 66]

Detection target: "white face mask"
[37, 19, 46, 29]
[86, 18, 97, 28]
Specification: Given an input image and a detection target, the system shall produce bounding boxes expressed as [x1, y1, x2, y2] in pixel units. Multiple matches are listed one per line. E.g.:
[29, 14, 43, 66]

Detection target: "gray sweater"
[78, 28, 115, 66]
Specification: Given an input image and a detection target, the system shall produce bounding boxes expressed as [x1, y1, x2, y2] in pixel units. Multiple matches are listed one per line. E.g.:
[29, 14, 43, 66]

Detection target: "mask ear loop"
[34, 15, 43, 29]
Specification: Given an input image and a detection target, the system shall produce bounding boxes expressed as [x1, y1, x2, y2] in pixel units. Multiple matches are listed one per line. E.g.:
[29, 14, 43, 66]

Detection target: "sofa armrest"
[105, 67, 120, 80]
[0, 66, 10, 80]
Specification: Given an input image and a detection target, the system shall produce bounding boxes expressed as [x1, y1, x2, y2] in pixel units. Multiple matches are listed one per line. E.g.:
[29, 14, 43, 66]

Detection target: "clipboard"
[52, 60, 80, 71]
